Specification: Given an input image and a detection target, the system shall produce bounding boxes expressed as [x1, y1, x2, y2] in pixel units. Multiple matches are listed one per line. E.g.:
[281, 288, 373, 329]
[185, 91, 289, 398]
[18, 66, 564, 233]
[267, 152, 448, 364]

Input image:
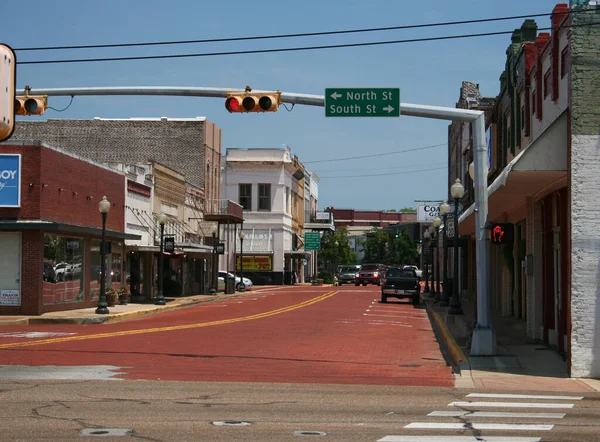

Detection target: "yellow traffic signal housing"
[15, 94, 48, 116]
[225, 91, 281, 113]
[0, 43, 16, 142]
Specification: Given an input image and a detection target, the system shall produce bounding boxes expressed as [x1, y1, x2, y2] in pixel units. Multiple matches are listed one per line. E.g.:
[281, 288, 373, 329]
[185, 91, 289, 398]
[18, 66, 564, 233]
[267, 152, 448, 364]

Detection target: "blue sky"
[4, 0, 561, 210]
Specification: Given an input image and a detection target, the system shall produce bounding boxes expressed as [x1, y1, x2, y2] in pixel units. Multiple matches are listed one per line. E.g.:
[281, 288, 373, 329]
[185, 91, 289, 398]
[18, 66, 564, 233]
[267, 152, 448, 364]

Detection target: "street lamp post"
[439, 200, 451, 306]
[209, 232, 217, 295]
[423, 229, 430, 293]
[432, 217, 442, 301]
[155, 212, 168, 305]
[449, 178, 465, 315]
[238, 231, 246, 292]
[95, 196, 111, 315]
[428, 225, 436, 298]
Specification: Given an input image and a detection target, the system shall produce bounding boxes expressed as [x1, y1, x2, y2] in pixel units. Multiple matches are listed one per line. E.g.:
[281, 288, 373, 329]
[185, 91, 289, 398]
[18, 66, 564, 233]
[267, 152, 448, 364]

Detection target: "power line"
[13, 12, 557, 52]
[311, 161, 448, 173]
[320, 166, 447, 178]
[303, 143, 446, 164]
[16, 23, 597, 66]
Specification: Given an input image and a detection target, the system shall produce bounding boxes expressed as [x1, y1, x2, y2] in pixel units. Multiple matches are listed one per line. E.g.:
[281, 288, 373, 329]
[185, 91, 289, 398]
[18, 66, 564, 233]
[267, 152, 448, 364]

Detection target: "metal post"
[429, 235, 436, 298]
[434, 229, 441, 302]
[470, 114, 496, 355]
[95, 212, 109, 314]
[424, 244, 430, 293]
[209, 232, 217, 295]
[238, 233, 245, 292]
[440, 214, 450, 306]
[155, 222, 166, 305]
[449, 196, 464, 315]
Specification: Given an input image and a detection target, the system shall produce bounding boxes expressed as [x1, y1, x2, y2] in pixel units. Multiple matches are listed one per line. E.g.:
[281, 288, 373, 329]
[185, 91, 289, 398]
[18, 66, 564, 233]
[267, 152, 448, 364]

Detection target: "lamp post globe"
[432, 217, 442, 229]
[155, 212, 168, 305]
[95, 196, 110, 315]
[451, 178, 465, 199]
[440, 200, 451, 216]
[469, 162, 475, 181]
[238, 231, 246, 292]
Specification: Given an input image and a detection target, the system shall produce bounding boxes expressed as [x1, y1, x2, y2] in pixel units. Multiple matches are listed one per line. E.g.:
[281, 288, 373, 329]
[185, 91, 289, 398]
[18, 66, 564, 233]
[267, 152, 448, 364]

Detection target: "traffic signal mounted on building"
[15, 94, 48, 116]
[225, 90, 281, 113]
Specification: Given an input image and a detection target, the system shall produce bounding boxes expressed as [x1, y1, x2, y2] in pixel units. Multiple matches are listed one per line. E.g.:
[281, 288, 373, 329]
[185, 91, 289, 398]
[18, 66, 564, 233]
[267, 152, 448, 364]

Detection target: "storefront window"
[43, 234, 85, 304]
[89, 240, 124, 300]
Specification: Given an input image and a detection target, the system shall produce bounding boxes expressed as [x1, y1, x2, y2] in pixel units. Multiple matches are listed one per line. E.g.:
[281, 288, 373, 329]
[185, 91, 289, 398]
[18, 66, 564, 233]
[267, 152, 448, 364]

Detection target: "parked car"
[381, 267, 421, 305]
[355, 263, 385, 286]
[336, 265, 361, 285]
[403, 265, 423, 279]
[218, 271, 253, 291]
[54, 262, 73, 281]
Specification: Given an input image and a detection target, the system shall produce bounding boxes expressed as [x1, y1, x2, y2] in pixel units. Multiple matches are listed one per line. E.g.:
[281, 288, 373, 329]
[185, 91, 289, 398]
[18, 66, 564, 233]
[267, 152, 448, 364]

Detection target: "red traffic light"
[225, 91, 281, 113]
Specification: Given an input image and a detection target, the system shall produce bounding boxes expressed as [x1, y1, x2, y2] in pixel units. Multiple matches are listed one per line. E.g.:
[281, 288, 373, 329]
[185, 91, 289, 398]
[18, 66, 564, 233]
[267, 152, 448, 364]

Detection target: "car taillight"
[355, 273, 359, 278]
[373, 272, 379, 277]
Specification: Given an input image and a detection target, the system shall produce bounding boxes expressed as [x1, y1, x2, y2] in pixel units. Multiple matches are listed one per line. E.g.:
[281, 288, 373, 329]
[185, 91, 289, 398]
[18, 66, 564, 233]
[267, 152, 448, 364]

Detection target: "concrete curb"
[428, 307, 469, 372]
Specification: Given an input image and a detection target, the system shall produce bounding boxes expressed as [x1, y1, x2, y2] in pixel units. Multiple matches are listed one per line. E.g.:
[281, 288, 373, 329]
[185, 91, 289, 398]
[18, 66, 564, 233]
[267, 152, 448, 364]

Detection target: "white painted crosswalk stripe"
[449, 401, 575, 408]
[466, 393, 583, 401]
[378, 437, 541, 442]
[404, 422, 553, 431]
[428, 410, 566, 418]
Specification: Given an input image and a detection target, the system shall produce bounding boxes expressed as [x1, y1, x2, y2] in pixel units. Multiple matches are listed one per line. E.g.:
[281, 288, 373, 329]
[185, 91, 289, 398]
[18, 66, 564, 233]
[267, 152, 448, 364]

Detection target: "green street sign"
[304, 232, 321, 251]
[325, 88, 400, 117]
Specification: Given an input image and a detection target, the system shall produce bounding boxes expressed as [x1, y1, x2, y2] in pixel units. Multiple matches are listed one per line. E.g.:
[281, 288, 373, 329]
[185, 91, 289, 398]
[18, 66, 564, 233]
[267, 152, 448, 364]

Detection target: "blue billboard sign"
[0, 154, 21, 207]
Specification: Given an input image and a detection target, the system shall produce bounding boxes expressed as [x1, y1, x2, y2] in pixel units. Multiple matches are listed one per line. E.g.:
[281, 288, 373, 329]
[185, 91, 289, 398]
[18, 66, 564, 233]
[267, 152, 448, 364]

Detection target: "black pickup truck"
[381, 267, 421, 305]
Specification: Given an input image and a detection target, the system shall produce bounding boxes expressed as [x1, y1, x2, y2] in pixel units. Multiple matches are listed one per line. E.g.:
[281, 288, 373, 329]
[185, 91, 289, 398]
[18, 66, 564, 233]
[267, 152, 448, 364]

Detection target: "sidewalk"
[423, 289, 600, 392]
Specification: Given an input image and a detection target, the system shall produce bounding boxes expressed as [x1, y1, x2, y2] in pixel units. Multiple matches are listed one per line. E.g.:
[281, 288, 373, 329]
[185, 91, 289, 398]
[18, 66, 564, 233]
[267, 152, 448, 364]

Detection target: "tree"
[318, 227, 357, 278]
[399, 207, 415, 213]
[361, 227, 418, 266]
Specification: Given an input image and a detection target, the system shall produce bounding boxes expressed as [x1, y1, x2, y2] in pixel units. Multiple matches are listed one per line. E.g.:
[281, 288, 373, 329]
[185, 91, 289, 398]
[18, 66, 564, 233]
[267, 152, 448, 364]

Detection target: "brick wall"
[569, 5, 600, 377]
[4, 118, 208, 189]
[0, 144, 125, 232]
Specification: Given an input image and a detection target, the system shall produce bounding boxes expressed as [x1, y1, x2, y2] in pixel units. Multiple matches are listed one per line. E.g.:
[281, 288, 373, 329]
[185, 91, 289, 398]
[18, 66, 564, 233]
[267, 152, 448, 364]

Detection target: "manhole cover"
[81, 428, 133, 437]
[212, 421, 252, 426]
[293, 430, 327, 436]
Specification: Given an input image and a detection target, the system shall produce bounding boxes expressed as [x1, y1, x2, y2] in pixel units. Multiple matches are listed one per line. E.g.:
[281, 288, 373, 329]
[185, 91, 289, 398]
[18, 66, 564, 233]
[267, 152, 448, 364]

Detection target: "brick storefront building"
[0, 142, 138, 315]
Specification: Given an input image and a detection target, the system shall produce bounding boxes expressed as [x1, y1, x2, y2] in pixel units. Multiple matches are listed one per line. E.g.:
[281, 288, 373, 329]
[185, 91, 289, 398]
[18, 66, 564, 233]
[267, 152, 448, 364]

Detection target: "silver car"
[336, 265, 361, 285]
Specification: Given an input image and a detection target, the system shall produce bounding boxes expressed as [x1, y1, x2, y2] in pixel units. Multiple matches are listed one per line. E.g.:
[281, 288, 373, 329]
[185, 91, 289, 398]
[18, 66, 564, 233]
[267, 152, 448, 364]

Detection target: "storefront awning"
[0, 219, 141, 240]
[285, 250, 312, 257]
[459, 111, 568, 236]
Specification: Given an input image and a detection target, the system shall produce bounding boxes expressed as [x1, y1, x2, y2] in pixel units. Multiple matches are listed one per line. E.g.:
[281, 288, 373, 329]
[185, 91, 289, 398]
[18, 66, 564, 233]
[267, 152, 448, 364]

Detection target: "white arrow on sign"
[383, 105, 395, 113]
[330, 92, 342, 100]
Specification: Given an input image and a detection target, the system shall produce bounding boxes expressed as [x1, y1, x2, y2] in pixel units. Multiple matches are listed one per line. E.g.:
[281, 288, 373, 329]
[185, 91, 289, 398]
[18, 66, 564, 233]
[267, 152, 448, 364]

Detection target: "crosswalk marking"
[466, 393, 583, 401]
[449, 401, 575, 408]
[378, 437, 541, 442]
[404, 423, 553, 431]
[428, 410, 566, 418]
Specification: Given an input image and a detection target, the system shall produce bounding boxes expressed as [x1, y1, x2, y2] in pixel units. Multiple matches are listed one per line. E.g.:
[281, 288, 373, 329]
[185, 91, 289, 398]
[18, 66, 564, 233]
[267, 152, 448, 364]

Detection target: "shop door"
[0, 233, 22, 305]
[553, 229, 564, 353]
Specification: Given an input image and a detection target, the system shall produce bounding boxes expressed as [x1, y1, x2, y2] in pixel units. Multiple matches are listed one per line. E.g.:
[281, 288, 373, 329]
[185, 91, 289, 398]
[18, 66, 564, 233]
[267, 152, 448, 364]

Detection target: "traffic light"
[0, 43, 16, 142]
[225, 90, 281, 113]
[15, 94, 47, 116]
[490, 223, 514, 245]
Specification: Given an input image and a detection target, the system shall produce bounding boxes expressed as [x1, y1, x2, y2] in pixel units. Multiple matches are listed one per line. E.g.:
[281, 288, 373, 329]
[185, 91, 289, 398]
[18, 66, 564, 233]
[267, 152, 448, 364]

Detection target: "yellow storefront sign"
[236, 255, 272, 271]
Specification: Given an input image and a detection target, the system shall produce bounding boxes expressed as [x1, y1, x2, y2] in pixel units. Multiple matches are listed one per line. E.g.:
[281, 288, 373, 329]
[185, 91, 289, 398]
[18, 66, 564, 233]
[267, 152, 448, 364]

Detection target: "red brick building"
[326, 207, 417, 229]
[0, 142, 138, 315]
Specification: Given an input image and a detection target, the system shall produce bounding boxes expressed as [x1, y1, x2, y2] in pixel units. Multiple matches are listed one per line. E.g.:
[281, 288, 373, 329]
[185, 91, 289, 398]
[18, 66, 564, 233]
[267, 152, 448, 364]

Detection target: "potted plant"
[117, 286, 130, 305]
[105, 288, 117, 307]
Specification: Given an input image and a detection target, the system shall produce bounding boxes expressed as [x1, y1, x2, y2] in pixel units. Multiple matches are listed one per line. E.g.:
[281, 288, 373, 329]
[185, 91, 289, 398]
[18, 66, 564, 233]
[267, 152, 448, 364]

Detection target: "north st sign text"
[325, 88, 400, 117]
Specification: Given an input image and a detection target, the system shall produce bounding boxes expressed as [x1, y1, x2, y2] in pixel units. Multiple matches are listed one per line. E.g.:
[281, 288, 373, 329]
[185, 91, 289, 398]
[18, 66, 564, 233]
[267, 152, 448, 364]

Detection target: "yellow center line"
[0, 291, 339, 349]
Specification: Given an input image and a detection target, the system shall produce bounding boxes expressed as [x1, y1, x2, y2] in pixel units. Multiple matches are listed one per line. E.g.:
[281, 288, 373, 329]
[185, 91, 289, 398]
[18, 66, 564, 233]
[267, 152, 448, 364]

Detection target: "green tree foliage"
[318, 226, 358, 277]
[361, 227, 418, 266]
[399, 207, 415, 213]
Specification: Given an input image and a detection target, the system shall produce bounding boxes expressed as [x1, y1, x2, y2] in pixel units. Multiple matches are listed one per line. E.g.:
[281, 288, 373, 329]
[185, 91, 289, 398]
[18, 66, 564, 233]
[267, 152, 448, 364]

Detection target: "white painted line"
[335, 320, 412, 327]
[0, 332, 77, 338]
[404, 422, 553, 431]
[466, 393, 583, 400]
[378, 436, 541, 442]
[450, 401, 574, 409]
[364, 313, 429, 319]
[428, 410, 566, 418]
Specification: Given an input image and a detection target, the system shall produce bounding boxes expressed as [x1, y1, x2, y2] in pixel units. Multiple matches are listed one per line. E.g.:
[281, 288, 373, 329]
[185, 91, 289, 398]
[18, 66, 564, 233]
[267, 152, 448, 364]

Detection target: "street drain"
[81, 428, 133, 437]
[212, 421, 252, 426]
[293, 430, 327, 436]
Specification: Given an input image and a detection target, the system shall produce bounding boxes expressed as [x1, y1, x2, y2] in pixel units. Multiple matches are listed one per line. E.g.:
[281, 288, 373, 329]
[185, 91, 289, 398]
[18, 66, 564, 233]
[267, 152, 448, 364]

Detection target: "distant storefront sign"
[0, 289, 20, 306]
[236, 255, 272, 271]
[0, 154, 21, 207]
[315, 212, 330, 220]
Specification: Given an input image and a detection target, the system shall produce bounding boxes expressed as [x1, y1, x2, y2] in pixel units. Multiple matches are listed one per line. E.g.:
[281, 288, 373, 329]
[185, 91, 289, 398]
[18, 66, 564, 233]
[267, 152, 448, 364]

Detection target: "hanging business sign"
[164, 236, 175, 253]
[0, 154, 21, 207]
[490, 223, 514, 245]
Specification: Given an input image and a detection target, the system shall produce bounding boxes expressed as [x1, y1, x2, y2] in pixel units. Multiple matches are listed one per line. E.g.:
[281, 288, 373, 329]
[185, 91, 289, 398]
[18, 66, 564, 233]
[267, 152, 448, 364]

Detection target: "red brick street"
[0, 285, 453, 387]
